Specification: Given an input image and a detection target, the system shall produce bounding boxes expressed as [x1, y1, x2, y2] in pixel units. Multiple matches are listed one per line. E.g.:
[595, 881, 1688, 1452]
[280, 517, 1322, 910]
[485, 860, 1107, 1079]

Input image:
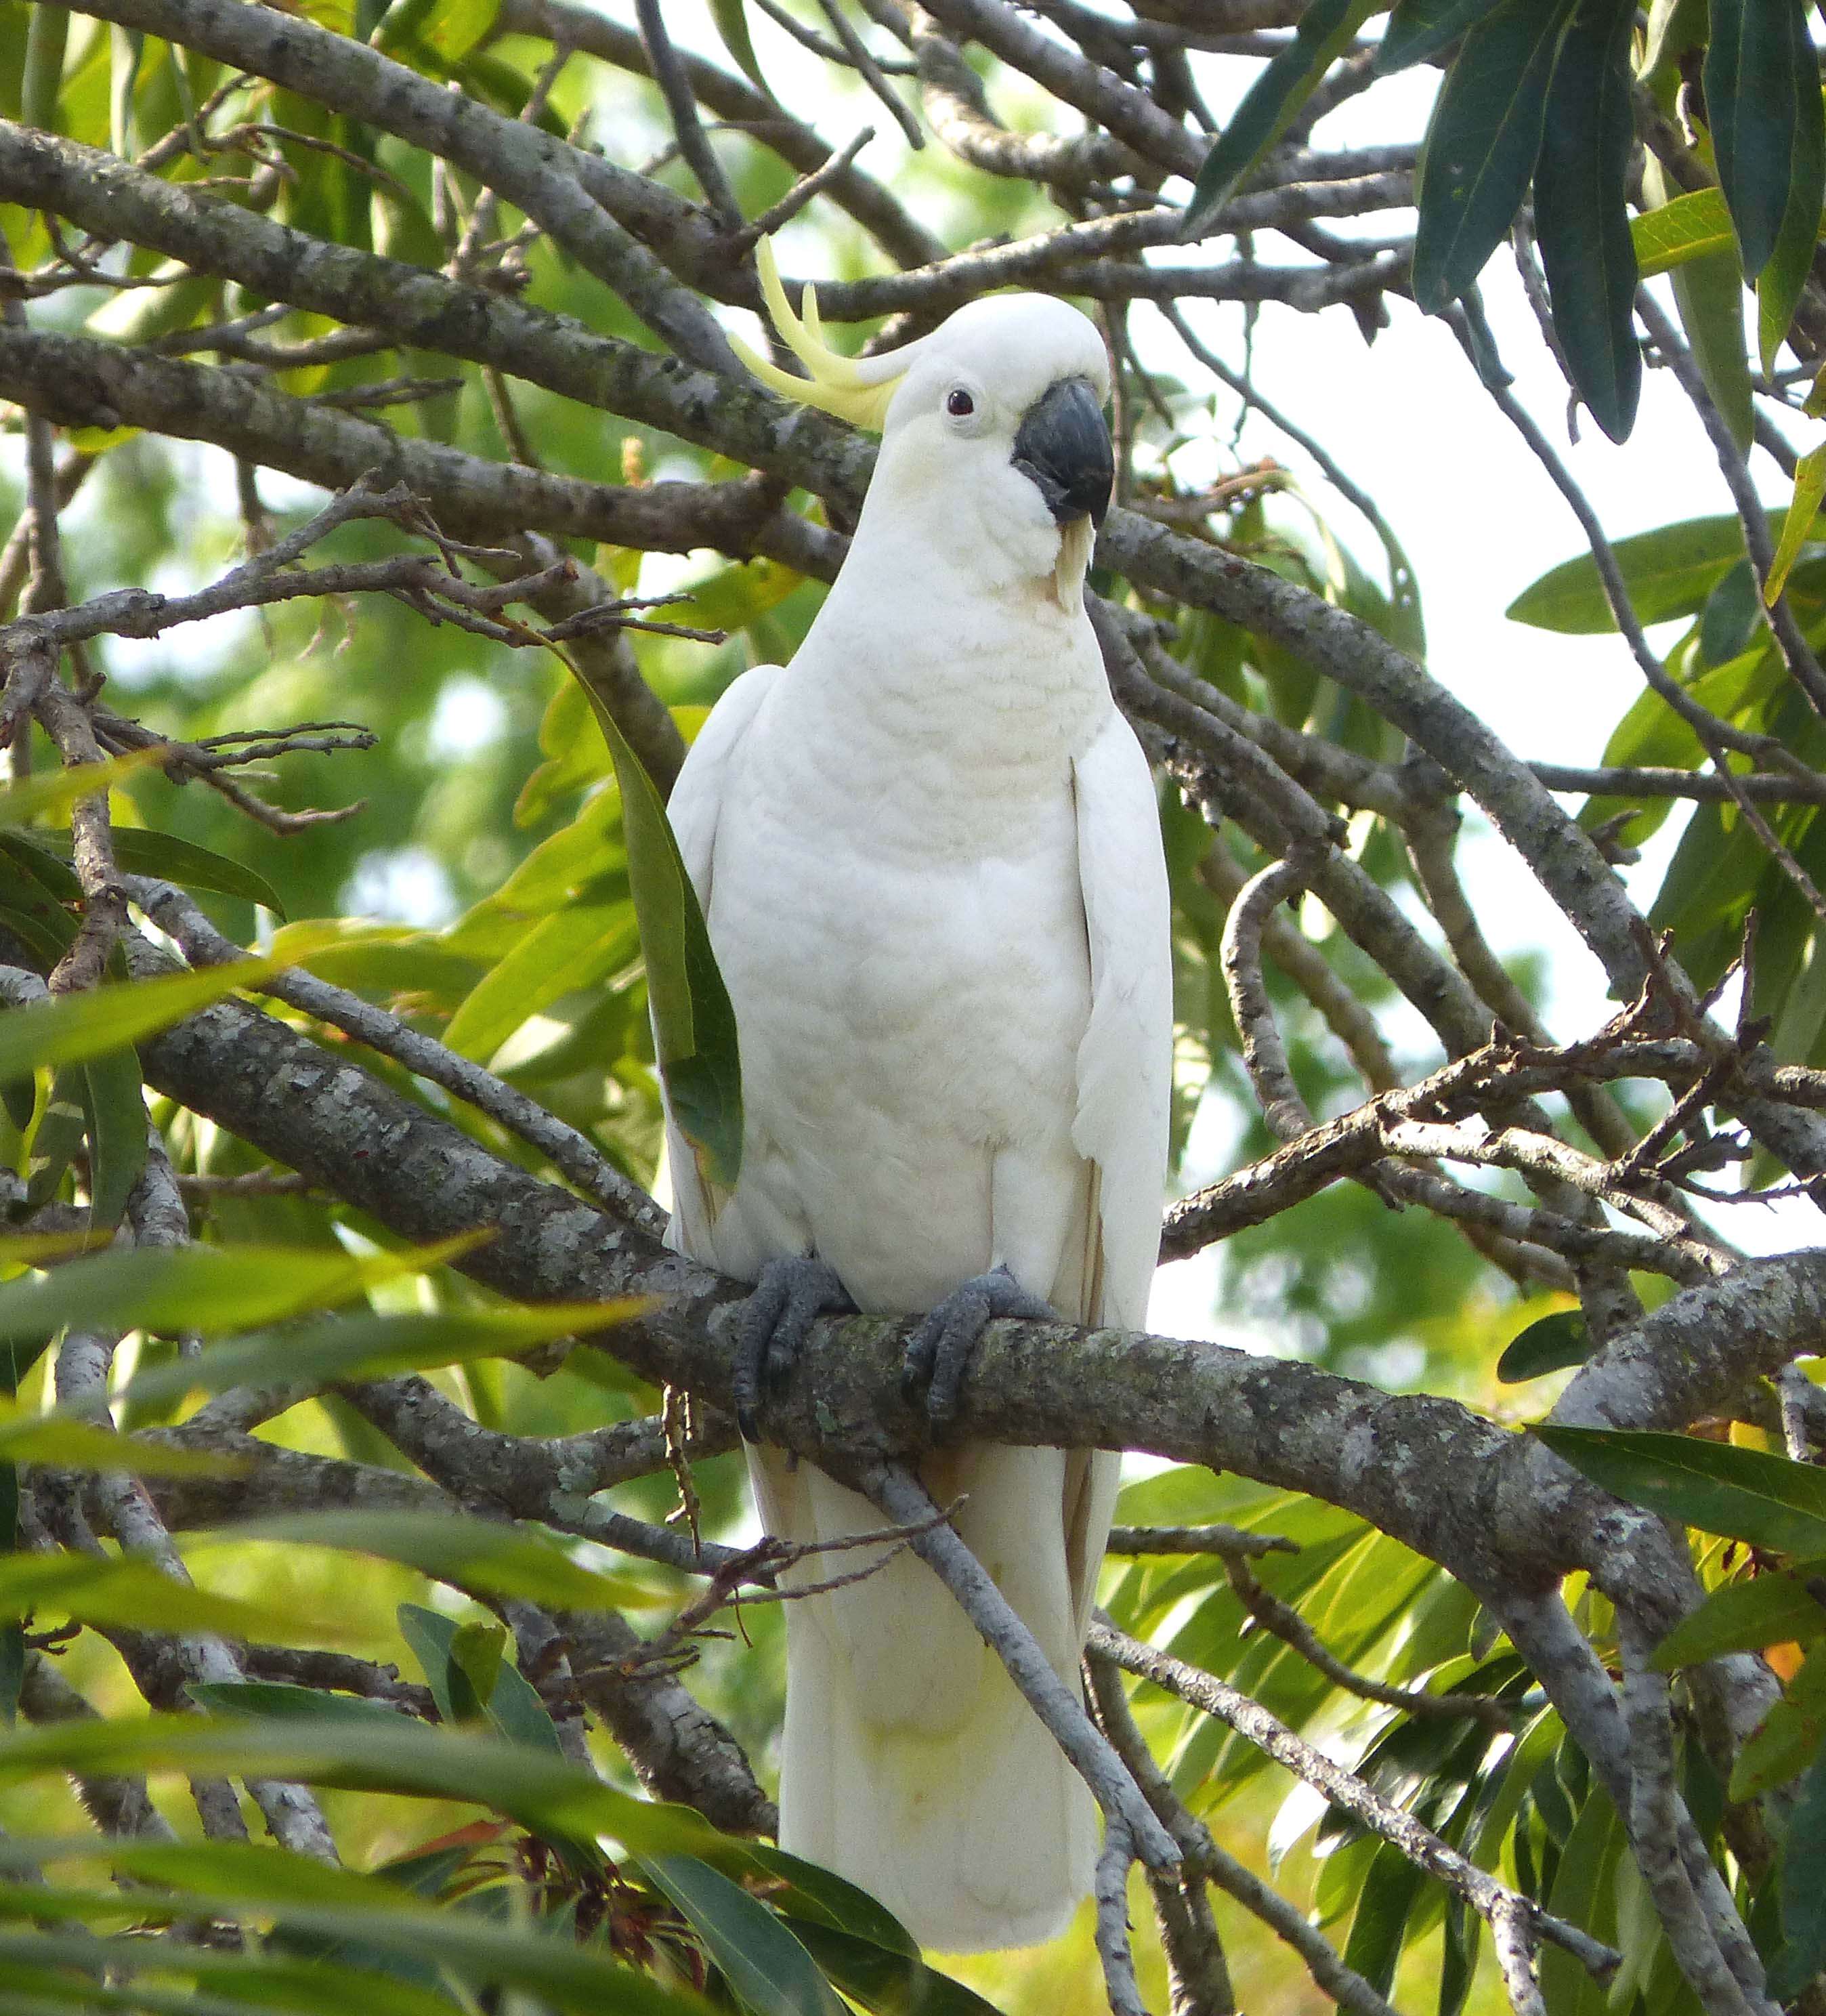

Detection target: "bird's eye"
[946, 388, 975, 417]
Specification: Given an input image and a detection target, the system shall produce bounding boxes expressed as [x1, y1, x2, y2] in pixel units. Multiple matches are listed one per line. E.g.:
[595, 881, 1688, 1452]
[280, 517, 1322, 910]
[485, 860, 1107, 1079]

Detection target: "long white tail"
[750, 1442, 1120, 1952]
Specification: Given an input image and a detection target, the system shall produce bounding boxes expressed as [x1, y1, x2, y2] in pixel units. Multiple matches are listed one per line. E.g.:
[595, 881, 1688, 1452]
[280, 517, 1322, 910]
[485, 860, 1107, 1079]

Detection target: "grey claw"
[904, 1265, 1057, 1429]
[732, 1256, 851, 1442]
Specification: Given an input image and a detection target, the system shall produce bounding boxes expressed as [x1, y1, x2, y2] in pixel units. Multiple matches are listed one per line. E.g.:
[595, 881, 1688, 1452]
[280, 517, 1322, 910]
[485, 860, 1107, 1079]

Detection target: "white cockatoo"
[661, 248, 1172, 1952]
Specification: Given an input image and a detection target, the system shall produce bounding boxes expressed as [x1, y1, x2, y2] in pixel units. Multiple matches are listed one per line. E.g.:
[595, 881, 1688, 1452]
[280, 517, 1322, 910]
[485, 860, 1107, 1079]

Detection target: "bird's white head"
[733, 243, 1113, 610]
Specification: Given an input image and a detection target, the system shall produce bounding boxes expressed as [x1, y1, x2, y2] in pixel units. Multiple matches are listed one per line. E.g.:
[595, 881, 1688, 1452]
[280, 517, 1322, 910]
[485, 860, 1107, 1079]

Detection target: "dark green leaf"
[1650, 1563, 1826, 1670]
[1699, 560, 1762, 666]
[1772, 1747, 1826, 1996]
[397, 1602, 566, 1758]
[1530, 0, 1640, 442]
[185, 1679, 414, 1731]
[642, 1855, 847, 2016]
[1342, 1841, 1426, 1994]
[1185, 0, 1378, 236]
[1535, 1427, 1826, 1555]
[782, 1920, 1003, 2015]
[1410, 0, 1576, 312]
[1376, 0, 1508, 72]
[1704, 0, 1822, 280]
[1728, 1650, 1826, 1797]
[206, 1509, 659, 1612]
[1496, 1308, 1591, 1382]
[1506, 514, 1756, 632]
[1759, 69, 1826, 369]
[35, 826, 289, 920]
[75, 1047, 145, 1234]
[588, 700, 743, 1188]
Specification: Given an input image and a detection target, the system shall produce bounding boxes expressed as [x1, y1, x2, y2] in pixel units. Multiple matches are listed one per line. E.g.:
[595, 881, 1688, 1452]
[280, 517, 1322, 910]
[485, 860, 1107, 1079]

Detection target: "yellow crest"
[729, 239, 906, 432]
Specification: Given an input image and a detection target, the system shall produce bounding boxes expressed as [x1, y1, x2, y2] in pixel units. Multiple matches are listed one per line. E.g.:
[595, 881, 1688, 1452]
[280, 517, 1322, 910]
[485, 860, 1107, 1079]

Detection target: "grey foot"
[733, 1255, 853, 1442]
[902, 1265, 1058, 1430]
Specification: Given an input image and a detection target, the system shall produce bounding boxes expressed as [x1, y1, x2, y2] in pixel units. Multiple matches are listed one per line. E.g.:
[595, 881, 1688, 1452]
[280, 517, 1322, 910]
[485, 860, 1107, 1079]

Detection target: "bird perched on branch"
[662, 245, 1171, 1952]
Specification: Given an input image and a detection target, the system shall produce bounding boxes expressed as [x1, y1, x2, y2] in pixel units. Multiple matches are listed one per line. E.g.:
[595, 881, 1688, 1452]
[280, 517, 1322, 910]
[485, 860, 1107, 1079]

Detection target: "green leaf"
[1773, 1746, 1826, 1996]
[0, 1234, 481, 1348]
[0, 1712, 721, 1857]
[1766, 441, 1826, 605]
[442, 900, 638, 1062]
[0, 924, 345, 1083]
[1631, 188, 1737, 277]
[776, 1921, 1002, 2016]
[1649, 1561, 1826, 1669]
[102, 1300, 644, 1416]
[203, 1509, 662, 1611]
[1703, 0, 1823, 280]
[1535, 1427, 1826, 1555]
[1506, 514, 1756, 632]
[708, 0, 770, 94]
[1376, 0, 1508, 72]
[34, 825, 289, 920]
[1530, 0, 1640, 441]
[0, 1409, 244, 1477]
[1756, 75, 1826, 373]
[1636, 0, 1706, 80]
[1495, 1308, 1591, 1383]
[1410, 0, 1576, 312]
[1669, 230, 1756, 455]
[1342, 1841, 1427, 1994]
[0, 1552, 297, 1640]
[1728, 1649, 1826, 1797]
[1184, 0, 1378, 236]
[74, 1047, 145, 1234]
[642, 1855, 847, 2016]
[185, 1679, 414, 1731]
[20, 0, 68, 133]
[581, 685, 743, 1189]
[0, 750, 161, 828]
[1537, 1784, 1624, 2015]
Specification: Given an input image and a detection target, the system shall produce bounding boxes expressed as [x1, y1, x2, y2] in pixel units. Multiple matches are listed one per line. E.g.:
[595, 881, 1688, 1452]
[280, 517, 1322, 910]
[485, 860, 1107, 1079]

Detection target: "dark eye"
[946, 388, 975, 417]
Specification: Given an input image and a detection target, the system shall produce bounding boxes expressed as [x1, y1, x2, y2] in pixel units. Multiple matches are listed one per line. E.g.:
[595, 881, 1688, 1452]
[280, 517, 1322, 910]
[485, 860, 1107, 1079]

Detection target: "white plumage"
[662, 274, 1172, 1951]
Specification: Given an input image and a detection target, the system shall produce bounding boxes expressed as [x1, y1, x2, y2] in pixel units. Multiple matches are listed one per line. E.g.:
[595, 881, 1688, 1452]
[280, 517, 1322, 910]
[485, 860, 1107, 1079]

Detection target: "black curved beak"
[1012, 375, 1113, 528]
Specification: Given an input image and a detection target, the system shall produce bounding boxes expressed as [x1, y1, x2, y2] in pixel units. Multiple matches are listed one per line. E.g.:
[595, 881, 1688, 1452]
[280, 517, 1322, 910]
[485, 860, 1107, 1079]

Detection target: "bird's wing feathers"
[1071, 709, 1172, 1330]
[661, 663, 782, 1257]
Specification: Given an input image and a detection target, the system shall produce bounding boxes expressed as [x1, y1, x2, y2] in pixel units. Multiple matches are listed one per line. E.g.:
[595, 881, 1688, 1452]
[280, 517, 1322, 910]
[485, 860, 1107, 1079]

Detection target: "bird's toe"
[733, 1255, 851, 1442]
[909, 1265, 1059, 1429]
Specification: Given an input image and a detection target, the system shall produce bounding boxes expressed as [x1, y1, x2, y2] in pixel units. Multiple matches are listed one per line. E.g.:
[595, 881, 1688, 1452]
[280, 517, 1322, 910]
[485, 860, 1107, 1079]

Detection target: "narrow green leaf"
[0, 1713, 721, 1858]
[1767, 442, 1826, 606]
[0, 1553, 296, 1639]
[1184, 0, 1378, 236]
[1774, 1747, 1826, 1996]
[75, 1047, 145, 1233]
[0, 1410, 244, 1477]
[202, 1509, 662, 1611]
[0, 923, 346, 1083]
[1376, 0, 1508, 72]
[708, 0, 770, 94]
[1757, 92, 1826, 372]
[1535, 1427, 1826, 1555]
[102, 1300, 645, 1416]
[1531, 0, 1640, 441]
[779, 1922, 1003, 2016]
[185, 1679, 412, 1731]
[1410, 0, 1576, 313]
[1341, 1841, 1426, 1994]
[0, 750, 160, 828]
[1728, 1650, 1826, 1797]
[1506, 514, 1757, 632]
[0, 1234, 482, 1348]
[1704, 0, 1822, 280]
[643, 1855, 847, 2016]
[580, 685, 743, 1188]
[442, 900, 637, 1062]
[1630, 188, 1737, 278]
[1669, 227, 1756, 455]
[20, 1, 68, 133]
[1649, 1562, 1826, 1669]
[1495, 1308, 1590, 1383]
[1537, 1785, 1623, 2016]
[33, 826, 289, 920]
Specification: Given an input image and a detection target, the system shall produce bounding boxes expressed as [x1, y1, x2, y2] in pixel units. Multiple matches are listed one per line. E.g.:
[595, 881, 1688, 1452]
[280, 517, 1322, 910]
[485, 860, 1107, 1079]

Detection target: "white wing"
[660, 663, 782, 1257]
[1070, 708, 1172, 1329]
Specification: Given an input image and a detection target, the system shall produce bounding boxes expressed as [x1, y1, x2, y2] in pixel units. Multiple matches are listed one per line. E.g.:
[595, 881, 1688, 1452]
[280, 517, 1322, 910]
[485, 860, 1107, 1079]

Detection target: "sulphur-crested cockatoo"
[662, 247, 1171, 1952]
